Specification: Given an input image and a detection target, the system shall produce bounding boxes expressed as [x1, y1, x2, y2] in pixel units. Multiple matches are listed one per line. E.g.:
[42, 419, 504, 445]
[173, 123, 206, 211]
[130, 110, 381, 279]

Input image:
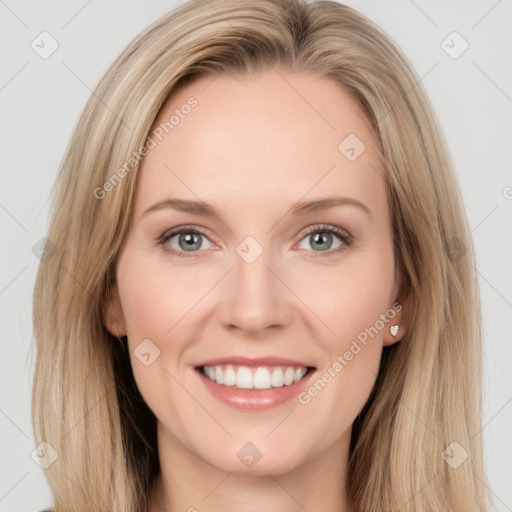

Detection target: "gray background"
[1, 1, 511, 511]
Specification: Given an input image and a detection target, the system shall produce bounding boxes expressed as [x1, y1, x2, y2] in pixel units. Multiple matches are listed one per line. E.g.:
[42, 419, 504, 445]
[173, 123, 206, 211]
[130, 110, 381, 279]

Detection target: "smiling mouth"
[196, 364, 316, 390]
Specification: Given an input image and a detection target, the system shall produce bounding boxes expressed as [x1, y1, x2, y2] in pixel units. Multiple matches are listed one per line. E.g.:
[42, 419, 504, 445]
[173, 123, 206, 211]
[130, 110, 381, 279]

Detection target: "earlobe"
[382, 270, 410, 346]
[103, 283, 126, 337]
[383, 294, 410, 346]
[383, 323, 401, 346]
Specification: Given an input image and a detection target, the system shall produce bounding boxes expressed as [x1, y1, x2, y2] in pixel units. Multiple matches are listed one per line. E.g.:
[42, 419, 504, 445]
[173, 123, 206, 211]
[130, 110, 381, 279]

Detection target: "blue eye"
[159, 227, 213, 258]
[297, 224, 352, 254]
[157, 224, 352, 258]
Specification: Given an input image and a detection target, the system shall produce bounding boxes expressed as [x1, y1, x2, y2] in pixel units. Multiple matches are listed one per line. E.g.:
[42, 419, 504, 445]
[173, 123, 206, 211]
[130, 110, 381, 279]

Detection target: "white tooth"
[293, 368, 303, 382]
[202, 364, 309, 388]
[236, 366, 253, 388]
[270, 367, 284, 387]
[223, 365, 236, 386]
[284, 367, 295, 385]
[253, 367, 272, 389]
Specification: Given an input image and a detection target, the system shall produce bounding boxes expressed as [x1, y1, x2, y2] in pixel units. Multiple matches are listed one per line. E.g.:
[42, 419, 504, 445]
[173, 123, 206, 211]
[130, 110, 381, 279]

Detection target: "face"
[106, 68, 407, 476]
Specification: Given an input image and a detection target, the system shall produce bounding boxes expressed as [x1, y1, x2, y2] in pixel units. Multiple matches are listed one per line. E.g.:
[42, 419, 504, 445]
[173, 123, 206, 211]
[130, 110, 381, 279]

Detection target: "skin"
[105, 68, 409, 512]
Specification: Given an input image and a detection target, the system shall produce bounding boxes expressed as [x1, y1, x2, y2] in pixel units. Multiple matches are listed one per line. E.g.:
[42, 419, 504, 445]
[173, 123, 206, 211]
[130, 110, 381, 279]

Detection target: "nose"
[218, 245, 292, 335]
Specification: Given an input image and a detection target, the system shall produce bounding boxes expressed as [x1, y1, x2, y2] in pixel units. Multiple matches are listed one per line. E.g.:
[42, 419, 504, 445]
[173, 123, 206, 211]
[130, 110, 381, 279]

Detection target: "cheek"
[115, 251, 192, 425]
[296, 250, 394, 426]
[115, 249, 213, 396]
[116, 249, 206, 339]
[294, 248, 395, 350]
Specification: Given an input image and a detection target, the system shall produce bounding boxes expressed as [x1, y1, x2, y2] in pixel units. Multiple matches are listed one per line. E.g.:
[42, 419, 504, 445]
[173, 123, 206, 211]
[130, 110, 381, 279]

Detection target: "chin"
[203, 443, 308, 476]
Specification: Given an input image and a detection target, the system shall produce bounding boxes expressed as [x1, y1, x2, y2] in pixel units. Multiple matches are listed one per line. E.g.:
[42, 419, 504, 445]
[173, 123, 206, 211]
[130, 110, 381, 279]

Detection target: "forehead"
[134, 69, 386, 220]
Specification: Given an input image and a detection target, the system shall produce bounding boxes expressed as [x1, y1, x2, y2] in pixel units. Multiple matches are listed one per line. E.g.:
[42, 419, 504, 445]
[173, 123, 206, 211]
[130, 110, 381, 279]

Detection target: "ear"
[103, 282, 126, 338]
[382, 273, 411, 347]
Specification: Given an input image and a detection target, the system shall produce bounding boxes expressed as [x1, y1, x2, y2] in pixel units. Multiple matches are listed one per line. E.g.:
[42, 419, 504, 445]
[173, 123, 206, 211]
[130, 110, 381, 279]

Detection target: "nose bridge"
[220, 235, 290, 332]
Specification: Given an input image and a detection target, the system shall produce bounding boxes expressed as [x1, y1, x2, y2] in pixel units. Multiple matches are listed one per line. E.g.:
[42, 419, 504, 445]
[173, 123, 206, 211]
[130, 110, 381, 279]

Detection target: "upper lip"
[195, 356, 315, 368]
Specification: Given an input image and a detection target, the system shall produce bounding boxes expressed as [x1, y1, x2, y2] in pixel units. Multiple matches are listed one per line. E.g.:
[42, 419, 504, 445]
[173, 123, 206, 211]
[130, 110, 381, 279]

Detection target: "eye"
[157, 224, 352, 258]
[158, 226, 213, 258]
[296, 224, 352, 256]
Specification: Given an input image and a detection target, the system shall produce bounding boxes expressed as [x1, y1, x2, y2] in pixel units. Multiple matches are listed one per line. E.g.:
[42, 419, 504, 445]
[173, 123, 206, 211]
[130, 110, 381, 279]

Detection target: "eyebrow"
[142, 196, 371, 221]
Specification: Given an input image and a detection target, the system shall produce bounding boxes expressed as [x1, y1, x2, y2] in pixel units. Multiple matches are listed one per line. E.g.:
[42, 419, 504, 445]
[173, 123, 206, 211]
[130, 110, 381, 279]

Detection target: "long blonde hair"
[32, 0, 490, 510]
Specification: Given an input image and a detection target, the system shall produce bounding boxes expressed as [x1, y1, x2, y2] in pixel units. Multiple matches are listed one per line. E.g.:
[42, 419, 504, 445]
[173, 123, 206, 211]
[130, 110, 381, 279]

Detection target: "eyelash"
[156, 223, 353, 259]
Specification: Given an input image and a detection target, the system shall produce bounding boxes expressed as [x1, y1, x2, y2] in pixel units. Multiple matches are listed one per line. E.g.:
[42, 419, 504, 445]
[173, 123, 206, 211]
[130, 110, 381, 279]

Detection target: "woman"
[32, 0, 490, 510]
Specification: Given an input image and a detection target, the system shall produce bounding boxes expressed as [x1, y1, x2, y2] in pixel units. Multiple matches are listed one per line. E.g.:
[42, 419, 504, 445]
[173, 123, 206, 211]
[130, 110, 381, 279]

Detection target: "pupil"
[312, 232, 331, 251]
[181, 233, 200, 250]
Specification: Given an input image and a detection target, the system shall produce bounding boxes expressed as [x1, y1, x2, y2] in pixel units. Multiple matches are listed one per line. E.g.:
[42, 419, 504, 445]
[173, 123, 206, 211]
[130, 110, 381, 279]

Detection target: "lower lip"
[196, 367, 315, 410]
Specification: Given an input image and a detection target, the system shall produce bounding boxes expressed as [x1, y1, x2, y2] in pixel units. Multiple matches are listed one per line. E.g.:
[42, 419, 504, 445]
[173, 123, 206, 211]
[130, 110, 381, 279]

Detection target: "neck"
[147, 423, 358, 512]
